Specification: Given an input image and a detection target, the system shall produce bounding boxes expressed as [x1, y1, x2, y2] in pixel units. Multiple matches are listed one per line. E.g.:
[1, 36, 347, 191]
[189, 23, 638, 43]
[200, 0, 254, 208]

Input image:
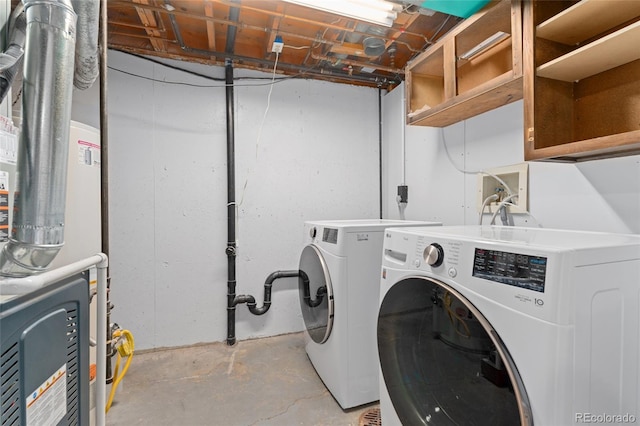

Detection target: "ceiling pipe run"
[224, 0, 240, 54]
[128, 15, 398, 88]
[209, 0, 431, 44]
[310, 52, 404, 75]
[110, 0, 426, 55]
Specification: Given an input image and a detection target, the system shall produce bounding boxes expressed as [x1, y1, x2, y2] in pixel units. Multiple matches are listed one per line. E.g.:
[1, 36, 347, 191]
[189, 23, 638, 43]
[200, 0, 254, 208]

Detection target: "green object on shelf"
[421, 0, 491, 18]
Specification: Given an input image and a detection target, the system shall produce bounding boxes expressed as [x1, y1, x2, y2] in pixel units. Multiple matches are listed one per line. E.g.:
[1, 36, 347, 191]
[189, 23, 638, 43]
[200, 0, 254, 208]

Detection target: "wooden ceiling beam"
[329, 42, 370, 58]
[132, 0, 165, 51]
[109, 43, 391, 89]
[265, 4, 284, 58]
[110, 31, 173, 43]
[109, 20, 167, 32]
[109, 1, 427, 51]
[204, 1, 217, 51]
[210, 0, 356, 33]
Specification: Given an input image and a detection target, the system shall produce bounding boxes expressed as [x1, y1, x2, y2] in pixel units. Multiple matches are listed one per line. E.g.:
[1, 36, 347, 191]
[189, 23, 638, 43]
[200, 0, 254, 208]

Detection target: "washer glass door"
[378, 277, 532, 425]
[298, 245, 334, 344]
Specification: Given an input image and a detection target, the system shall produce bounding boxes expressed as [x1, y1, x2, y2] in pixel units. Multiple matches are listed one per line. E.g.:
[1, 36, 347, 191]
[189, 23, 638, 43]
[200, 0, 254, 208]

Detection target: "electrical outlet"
[271, 35, 284, 53]
[476, 163, 528, 214]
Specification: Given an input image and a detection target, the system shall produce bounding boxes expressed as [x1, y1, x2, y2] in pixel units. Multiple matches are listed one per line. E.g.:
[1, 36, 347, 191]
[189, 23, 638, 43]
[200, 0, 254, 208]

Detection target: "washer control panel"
[472, 248, 547, 293]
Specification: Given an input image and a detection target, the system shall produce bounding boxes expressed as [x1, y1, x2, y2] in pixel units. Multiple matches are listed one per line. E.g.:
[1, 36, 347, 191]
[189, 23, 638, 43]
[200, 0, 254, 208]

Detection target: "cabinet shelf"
[406, 0, 522, 127]
[523, 1, 640, 162]
[524, 130, 640, 162]
[536, 20, 640, 82]
[536, 0, 640, 45]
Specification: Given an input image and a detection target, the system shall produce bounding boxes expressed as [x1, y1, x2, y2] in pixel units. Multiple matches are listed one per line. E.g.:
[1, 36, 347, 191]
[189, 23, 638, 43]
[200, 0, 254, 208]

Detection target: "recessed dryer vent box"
[476, 163, 528, 214]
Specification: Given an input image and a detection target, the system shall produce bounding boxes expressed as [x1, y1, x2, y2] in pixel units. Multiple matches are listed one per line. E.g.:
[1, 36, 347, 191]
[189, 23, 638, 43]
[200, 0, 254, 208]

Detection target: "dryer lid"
[298, 244, 334, 344]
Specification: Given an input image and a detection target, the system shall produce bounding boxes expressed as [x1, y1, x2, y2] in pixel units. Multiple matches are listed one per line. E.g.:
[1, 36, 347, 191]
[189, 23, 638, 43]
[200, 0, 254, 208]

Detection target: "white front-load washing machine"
[377, 225, 640, 425]
[298, 219, 441, 409]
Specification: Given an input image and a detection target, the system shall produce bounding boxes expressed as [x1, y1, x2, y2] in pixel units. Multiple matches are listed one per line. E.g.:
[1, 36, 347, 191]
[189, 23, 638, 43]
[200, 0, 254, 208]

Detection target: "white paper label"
[26, 364, 67, 426]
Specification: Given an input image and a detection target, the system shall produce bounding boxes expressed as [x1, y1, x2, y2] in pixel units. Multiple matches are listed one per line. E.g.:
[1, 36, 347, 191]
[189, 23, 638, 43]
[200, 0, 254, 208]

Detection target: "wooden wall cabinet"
[523, 1, 640, 161]
[405, 0, 523, 127]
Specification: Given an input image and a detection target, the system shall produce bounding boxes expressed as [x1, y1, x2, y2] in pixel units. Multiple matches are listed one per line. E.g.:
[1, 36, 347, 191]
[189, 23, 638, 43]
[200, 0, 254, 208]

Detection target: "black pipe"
[299, 270, 325, 308]
[225, 58, 237, 346]
[98, 0, 115, 385]
[225, 0, 240, 54]
[233, 270, 300, 316]
[378, 88, 383, 219]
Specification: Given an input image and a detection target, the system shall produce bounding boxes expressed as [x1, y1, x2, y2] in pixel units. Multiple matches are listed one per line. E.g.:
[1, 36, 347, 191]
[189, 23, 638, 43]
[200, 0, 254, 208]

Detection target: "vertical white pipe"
[398, 85, 407, 219]
[96, 256, 108, 426]
[401, 84, 406, 184]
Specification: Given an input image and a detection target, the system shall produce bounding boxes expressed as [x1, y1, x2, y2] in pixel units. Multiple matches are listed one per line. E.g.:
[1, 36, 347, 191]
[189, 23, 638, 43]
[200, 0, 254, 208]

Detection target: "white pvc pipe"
[0, 253, 108, 426]
[0, 254, 106, 294]
[96, 256, 108, 426]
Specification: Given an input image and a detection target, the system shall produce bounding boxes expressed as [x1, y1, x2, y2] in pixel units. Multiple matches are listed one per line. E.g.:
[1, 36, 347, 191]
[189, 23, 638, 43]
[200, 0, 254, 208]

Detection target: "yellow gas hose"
[105, 329, 134, 413]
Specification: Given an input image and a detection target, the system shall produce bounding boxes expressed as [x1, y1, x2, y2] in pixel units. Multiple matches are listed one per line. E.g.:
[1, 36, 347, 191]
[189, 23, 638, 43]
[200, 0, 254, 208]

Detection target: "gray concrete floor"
[105, 332, 378, 426]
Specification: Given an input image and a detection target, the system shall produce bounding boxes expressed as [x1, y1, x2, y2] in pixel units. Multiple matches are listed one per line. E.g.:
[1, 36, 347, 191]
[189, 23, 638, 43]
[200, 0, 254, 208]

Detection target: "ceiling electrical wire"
[108, 51, 321, 88]
[238, 51, 280, 208]
[108, 64, 308, 88]
[441, 124, 542, 227]
[284, 44, 312, 50]
[440, 124, 514, 197]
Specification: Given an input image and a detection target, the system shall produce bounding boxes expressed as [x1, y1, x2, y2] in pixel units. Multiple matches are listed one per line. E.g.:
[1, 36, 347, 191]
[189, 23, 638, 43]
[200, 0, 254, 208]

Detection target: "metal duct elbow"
[0, 0, 77, 277]
[71, 0, 99, 90]
[0, 3, 26, 103]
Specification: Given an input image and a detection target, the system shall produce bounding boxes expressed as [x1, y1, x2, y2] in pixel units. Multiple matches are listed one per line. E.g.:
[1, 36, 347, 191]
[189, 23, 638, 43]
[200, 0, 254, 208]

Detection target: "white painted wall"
[382, 83, 640, 234]
[70, 54, 639, 351]
[72, 51, 380, 350]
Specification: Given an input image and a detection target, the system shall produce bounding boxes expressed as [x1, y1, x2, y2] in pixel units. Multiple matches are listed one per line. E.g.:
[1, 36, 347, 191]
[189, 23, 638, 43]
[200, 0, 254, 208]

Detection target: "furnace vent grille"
[1, 342, 21, 425]
[66, 307, 80, 425]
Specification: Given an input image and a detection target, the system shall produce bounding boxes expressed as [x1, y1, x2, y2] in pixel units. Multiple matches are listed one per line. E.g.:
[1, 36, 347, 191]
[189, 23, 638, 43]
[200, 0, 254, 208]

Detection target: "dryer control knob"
[309, 227, 317, 238]
[424, 243, 444, 267]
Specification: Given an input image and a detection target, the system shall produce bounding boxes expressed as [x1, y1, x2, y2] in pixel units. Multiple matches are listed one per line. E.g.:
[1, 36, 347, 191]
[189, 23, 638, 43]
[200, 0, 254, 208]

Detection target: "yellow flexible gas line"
[105, 329, 134, 413]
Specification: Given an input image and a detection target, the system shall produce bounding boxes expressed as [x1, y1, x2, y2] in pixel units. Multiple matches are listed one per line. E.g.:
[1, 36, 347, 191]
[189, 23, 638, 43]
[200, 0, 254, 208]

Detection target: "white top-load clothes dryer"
[377, 225, 640, 425]
[298, 219, 441, 409]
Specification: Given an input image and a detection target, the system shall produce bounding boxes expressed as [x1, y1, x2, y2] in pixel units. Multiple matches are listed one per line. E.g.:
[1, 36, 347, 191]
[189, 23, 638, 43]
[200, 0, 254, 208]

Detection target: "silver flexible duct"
[0, 0, 77, 277]
[0, 2, 26, 103]
[71, 0, 99, 90]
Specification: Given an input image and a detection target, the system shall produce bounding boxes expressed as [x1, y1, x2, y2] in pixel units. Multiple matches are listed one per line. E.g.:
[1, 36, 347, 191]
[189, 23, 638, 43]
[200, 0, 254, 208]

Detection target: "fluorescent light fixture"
[459, 31, 510, 60]
[283, 0, 402, 27]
